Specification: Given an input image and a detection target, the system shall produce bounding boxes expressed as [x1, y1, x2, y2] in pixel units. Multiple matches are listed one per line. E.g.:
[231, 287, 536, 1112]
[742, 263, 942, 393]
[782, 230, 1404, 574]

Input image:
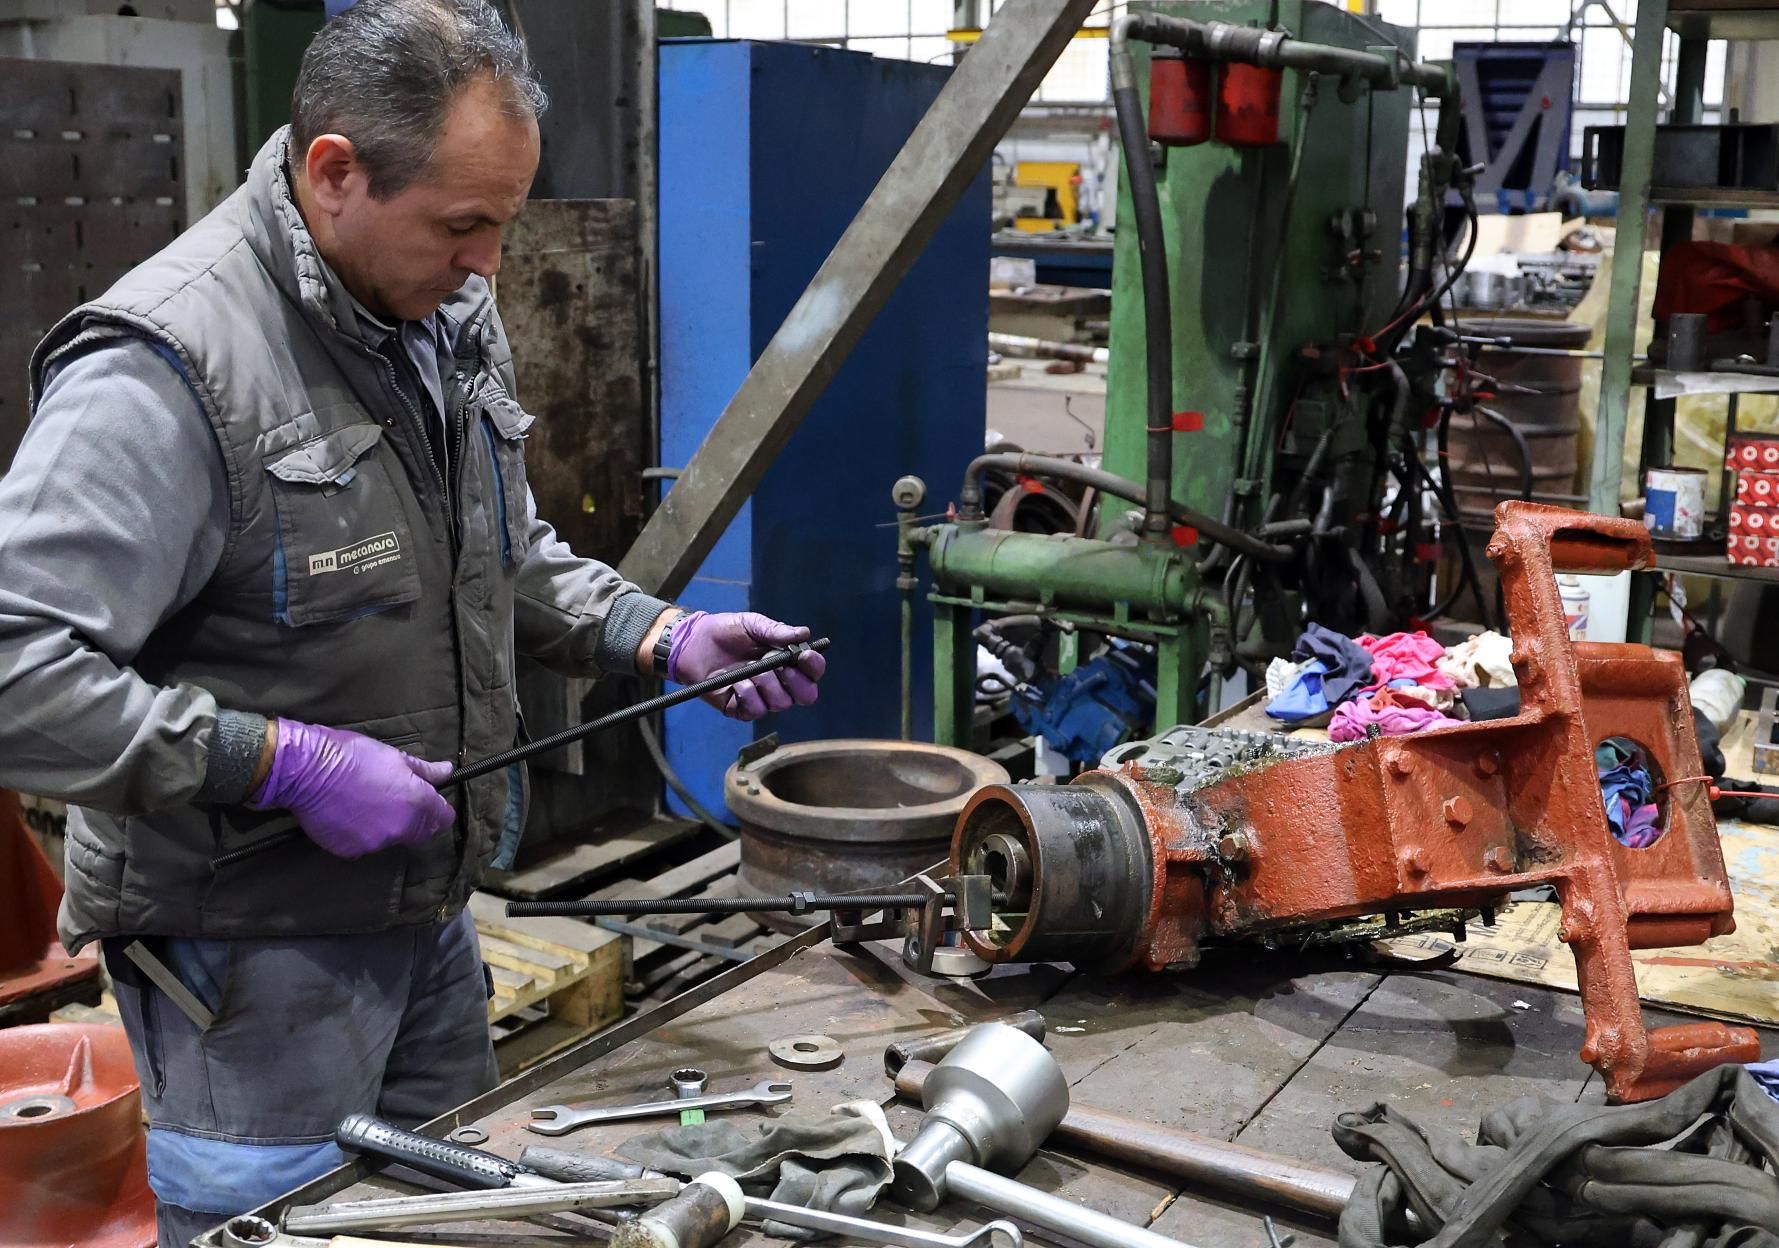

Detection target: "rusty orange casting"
[953, 503, 1758, 1102]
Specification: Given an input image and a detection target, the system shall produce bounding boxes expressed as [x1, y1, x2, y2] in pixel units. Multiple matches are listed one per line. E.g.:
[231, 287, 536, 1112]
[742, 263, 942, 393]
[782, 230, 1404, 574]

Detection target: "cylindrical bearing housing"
[952, 778, 1153, 970]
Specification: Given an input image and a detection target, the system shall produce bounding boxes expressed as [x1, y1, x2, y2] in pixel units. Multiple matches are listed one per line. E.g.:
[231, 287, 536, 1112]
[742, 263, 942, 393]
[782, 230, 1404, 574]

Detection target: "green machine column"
[1101, 0, 1417, 541]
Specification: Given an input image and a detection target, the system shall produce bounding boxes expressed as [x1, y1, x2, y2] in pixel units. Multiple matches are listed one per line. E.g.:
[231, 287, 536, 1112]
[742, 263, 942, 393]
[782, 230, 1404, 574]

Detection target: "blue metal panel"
[659, 40, 989, 820]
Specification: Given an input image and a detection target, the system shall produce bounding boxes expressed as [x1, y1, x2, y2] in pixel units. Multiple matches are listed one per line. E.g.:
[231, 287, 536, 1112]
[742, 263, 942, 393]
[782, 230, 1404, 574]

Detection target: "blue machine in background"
[658, 39, 990, 821]
[1453, 42, 1577, 215]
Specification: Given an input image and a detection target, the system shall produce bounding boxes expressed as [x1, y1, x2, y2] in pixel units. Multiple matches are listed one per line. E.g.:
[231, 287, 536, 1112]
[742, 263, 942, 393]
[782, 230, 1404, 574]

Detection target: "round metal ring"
[0, 1094, 76, 1122]
[447, 1126, 490, 1146]
[926, 943, 992, 978]
[768, 1033, 844, 1071]
[670, 1067, 709, 1098]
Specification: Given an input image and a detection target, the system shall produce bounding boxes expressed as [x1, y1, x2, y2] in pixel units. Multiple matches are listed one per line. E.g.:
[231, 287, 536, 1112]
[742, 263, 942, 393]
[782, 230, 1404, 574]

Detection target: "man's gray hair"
[291, 0, 547, 199]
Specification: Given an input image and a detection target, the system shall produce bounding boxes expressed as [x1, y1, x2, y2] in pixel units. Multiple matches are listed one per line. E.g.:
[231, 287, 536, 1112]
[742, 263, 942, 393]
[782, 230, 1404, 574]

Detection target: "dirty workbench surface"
[319, 931, 1778, 1248]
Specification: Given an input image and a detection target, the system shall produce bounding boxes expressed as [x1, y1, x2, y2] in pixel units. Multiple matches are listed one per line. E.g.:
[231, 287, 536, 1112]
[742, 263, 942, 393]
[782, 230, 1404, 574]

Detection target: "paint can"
[1644, 466, 1707, 539]
[1557, 576, 1589, 640]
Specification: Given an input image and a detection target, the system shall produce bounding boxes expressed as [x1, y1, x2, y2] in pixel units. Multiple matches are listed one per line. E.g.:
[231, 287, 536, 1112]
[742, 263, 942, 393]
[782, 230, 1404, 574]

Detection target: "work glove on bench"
[667, 611, 826, 721]
[249, 718, 456, 858]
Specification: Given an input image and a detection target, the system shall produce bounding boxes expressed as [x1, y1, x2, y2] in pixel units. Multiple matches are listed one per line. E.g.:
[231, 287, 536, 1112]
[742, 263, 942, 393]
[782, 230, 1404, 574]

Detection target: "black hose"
[637, 714, 735, 840]
[1418, 406, 1496, 628]
[961, 453, 1291, 564]
[1110, 74, 1175, 543]
[1475, 405, 1534, 502]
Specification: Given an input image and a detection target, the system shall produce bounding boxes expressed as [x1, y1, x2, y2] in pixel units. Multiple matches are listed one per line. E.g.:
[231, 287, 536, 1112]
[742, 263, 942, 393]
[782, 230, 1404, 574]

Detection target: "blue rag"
[1266, 658, 1330, 722]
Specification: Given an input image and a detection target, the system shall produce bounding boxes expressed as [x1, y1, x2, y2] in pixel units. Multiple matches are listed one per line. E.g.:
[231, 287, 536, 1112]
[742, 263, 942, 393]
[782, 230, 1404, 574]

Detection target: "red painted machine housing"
[953, 503, 1758, 1102]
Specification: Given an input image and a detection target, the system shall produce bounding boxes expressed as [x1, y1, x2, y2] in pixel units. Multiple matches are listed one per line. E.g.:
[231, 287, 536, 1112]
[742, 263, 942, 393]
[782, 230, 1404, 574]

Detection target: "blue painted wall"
[658, 40, 989, 820]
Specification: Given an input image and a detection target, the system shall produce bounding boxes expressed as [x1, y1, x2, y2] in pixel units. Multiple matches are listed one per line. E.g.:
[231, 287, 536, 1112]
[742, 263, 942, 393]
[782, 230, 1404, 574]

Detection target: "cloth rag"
[1358, 631, 1453, 691]
[1334, 1063, 1779, 1248]
[1596, 737, 1661, 849]
[1266, 658, 1330, 722]
[1264, 657, 1302, 701]
[1329, 688, 1463, 743]
[1292, 623, 1375, 707]
[618, 1100, 895, 1240]
[1437, 631, 1515, 691]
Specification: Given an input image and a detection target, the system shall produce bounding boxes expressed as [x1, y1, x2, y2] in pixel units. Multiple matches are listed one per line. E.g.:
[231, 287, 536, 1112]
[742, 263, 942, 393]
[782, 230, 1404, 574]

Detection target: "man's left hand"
[667, 611, 825, 721]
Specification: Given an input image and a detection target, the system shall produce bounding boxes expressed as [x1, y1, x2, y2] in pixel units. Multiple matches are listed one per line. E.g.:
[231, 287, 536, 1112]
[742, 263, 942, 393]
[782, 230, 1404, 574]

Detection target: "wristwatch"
[652, 612, 684, 678]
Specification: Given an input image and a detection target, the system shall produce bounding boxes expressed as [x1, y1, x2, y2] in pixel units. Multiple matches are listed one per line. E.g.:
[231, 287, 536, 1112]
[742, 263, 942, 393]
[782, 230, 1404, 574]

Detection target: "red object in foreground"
[0, 789, 99, 1020]
[0, 1023, 155, 1248]
[956, 502, 1761, 1103]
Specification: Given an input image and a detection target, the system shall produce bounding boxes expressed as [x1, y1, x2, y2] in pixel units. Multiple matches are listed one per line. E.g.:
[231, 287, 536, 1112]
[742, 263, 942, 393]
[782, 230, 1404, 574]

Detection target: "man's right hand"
[248, 718, 456, 859]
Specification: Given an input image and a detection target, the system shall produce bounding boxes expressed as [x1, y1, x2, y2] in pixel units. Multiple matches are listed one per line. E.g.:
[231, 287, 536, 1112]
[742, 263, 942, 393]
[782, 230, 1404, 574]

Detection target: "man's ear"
[303, 134, 361, 215]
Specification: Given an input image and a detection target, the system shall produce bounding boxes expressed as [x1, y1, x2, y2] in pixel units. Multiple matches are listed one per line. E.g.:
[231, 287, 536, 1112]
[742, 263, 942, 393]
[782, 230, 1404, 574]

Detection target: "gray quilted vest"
[32, 130, 533, 948]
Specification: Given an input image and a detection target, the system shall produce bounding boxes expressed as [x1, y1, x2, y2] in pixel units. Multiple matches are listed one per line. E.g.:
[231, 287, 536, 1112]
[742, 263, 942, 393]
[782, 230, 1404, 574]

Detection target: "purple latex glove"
[248, 718, 456, 859]
[667, 611, 826, 722]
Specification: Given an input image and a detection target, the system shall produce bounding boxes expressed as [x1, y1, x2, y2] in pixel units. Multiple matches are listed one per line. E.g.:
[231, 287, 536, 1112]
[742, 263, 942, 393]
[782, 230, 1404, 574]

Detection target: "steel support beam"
[619, 0, 1100, 599]
[1589, 1, 1668, 515]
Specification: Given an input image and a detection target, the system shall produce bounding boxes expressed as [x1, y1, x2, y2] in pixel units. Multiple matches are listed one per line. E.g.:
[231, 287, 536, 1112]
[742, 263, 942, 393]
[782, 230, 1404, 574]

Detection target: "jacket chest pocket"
[265, 423, 424, 626]
[478, 393, 534, 568]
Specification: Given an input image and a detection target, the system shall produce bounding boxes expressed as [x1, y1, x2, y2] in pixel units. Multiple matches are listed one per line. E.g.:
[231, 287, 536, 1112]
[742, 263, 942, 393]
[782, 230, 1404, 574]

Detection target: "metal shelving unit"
[1591, 0, 1779, 637]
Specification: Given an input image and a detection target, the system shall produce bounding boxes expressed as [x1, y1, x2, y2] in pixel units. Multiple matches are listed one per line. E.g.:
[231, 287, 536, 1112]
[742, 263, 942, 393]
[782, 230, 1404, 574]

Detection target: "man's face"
[306, 75, 540, 322]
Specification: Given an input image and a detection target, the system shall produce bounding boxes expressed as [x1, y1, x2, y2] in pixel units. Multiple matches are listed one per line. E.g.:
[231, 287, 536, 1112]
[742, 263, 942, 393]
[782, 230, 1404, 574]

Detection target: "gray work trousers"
[104, 911, 499, 1247]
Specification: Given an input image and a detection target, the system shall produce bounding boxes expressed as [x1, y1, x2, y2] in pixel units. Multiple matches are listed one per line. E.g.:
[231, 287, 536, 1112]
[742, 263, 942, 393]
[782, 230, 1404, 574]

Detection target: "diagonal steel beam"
[620, 0, 1099, 599]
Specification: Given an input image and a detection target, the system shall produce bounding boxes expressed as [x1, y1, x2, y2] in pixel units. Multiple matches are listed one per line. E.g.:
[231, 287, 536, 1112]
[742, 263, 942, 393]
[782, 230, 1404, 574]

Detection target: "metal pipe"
[989, 332, 1109, 365]
[895, 1060, 1354, 1222]
[1119, 13, 1452, 97]
[1110, 16, 1176, 545]
[959, 453, 1290, 564]
[945, 1161, 1203, 1248]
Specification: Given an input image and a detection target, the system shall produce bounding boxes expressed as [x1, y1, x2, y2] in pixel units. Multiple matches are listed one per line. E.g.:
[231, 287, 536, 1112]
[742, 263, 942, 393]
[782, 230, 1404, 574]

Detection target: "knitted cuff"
[598, 591, 674, 675]
[196, 709, 269, 805]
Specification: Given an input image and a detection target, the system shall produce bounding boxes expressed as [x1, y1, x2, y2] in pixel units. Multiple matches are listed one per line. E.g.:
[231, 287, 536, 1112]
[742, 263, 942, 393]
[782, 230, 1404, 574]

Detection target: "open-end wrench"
[747, 1196, 1022, 1248]
[527, 1079, 792, 1136]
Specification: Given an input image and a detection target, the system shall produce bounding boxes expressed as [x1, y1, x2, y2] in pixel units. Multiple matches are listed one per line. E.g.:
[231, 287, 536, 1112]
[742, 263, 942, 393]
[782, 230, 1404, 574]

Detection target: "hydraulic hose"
[1110, 16, 1176, 545]
[959, 452, 1291, 565]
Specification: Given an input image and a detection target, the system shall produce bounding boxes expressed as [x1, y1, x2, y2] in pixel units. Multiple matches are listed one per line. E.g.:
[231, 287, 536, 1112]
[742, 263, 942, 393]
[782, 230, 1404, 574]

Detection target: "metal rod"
[510, 892, 927, 918]
[589, 919, 753, 963]
[451, 639, 829, 785]
[945, 1160, 1203, 1248]
[209, 640, 827, 870]
[283, 1179, 682, 1233]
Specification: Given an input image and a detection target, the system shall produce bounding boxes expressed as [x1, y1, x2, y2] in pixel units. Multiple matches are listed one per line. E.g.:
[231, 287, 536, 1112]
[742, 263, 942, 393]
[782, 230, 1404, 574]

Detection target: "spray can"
[1558, 575, 1590, 641]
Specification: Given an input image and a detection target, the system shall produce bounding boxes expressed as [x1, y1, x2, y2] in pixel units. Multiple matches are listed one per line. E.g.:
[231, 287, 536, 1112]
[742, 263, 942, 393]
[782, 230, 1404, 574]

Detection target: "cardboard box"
[1727, 432, 1779, 471]
[1728, 503, 1779, 566]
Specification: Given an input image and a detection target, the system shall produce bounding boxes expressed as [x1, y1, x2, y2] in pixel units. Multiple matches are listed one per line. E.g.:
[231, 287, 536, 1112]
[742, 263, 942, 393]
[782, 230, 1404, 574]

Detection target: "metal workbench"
[218, 916, 1778, 1248]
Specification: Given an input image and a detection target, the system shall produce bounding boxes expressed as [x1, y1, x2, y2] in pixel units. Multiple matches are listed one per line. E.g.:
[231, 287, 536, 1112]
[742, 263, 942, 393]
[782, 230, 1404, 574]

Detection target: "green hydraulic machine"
[898, 1, 1461, 749]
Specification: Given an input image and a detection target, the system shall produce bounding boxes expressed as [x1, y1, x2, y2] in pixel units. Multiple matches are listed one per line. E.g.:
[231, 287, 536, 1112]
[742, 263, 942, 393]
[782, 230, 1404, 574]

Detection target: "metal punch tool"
[527, 1078, 793, 1136]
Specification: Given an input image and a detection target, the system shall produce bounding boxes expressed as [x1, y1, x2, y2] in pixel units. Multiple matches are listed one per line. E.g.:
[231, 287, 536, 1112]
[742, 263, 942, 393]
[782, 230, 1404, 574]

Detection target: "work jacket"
[22, 130, 662, 949]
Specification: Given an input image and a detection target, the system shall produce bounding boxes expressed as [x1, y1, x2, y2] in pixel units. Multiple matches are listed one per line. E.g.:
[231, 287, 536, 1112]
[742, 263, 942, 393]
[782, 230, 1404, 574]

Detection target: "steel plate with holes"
[768, 1033, 844, 1072]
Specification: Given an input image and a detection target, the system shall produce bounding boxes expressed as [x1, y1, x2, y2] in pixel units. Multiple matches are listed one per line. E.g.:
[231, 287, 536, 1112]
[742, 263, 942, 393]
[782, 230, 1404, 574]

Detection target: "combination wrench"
[527, 1078, 793, 1135]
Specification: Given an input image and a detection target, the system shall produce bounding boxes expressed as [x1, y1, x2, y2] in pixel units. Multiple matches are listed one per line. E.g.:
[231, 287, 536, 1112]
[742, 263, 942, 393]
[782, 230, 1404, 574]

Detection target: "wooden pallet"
[466, 893, 626, 1076]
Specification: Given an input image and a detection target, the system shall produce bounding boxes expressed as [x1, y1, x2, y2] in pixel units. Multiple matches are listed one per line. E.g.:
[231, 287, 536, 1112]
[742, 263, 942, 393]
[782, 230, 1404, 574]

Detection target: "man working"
[0, 1, 826, 1239]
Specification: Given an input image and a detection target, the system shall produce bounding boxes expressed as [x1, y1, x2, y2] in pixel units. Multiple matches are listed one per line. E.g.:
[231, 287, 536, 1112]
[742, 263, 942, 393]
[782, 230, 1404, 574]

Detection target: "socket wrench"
[283, 1178, 682, 1233]
[528, 1078, 793, 1136]
[747, 1195, 1022, 1248]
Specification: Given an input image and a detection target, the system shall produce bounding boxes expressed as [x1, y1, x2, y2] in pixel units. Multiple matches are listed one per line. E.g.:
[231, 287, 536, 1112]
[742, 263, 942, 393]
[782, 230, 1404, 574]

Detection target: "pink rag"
[1358, 631, 1454, 690]
[1329, 687, 1464, 743]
